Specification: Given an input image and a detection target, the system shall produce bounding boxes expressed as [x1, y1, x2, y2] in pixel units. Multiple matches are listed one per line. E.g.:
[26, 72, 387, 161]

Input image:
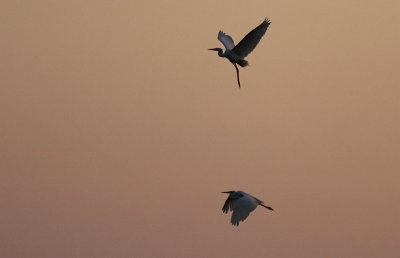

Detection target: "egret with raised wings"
[222, 190, 273, 226]
[209, 18, 271, 88]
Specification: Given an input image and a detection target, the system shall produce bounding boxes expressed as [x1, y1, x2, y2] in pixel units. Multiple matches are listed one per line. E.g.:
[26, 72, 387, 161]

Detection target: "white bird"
[222, 190, 273, 226]
[209, 18, 271, 88]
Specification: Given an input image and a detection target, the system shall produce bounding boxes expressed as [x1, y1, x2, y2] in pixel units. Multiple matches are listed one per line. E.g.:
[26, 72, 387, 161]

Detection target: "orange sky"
[1, 1, 400, 257]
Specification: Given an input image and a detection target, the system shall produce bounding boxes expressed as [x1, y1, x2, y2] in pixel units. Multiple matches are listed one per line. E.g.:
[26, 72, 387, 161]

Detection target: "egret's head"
[208, 47, 224, 57]
[221, 191, 233, 194]
[222, 190, 243, 199]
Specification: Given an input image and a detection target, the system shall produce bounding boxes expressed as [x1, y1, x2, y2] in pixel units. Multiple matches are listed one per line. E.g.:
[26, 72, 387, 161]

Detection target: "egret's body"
[222, 190, 273, 226]
[209, 18, 271, 88]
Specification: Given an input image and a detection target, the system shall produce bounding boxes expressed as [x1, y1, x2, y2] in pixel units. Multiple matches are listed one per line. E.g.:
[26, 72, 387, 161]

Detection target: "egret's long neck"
[217, 49, 224, 57]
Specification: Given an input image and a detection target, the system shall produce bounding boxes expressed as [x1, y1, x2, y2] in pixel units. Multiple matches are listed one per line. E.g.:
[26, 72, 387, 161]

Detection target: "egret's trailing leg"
[233, 63, 241, 88]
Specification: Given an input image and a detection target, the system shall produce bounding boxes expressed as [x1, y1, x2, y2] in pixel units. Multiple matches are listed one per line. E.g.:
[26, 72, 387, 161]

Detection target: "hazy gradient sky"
[1, 0, 400, 257]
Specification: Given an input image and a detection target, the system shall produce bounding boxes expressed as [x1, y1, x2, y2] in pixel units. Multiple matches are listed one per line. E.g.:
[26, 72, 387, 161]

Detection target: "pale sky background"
[1, 0, 400, 257]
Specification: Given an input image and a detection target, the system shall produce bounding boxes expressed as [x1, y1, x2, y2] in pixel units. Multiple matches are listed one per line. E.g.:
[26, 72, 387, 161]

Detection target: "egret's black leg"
[233, 63, 241, 88]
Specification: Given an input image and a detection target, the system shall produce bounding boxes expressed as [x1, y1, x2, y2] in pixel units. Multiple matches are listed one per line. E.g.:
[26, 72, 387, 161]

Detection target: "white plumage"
[217, 31, 235, 51]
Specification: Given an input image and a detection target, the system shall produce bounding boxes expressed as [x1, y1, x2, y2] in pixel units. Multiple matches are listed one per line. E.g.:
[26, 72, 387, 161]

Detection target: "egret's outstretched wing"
[232, 19, 271, 59]
[230, 195, 258, 226]
[218, 31, 235, 51]
[222, 196, 234, 213]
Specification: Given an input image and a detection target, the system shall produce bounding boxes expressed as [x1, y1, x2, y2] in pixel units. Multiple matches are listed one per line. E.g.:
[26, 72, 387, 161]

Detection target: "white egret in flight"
[209, 18, 271, 88]
[222, 190, 273, 226]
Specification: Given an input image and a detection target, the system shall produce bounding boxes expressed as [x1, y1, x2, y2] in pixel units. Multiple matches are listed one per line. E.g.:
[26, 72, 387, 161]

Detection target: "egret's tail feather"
[237, 59, 248, 67]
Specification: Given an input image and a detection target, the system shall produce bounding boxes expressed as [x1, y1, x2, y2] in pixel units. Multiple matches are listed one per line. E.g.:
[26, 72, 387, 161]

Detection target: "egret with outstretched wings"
[209, 19, 271, 88]
[222, 190, 273, 226]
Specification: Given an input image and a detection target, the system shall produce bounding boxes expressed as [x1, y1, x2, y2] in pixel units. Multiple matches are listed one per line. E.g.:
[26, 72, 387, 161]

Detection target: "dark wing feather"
[222, 196, 233, 213]
[232, 19, 271, 59]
